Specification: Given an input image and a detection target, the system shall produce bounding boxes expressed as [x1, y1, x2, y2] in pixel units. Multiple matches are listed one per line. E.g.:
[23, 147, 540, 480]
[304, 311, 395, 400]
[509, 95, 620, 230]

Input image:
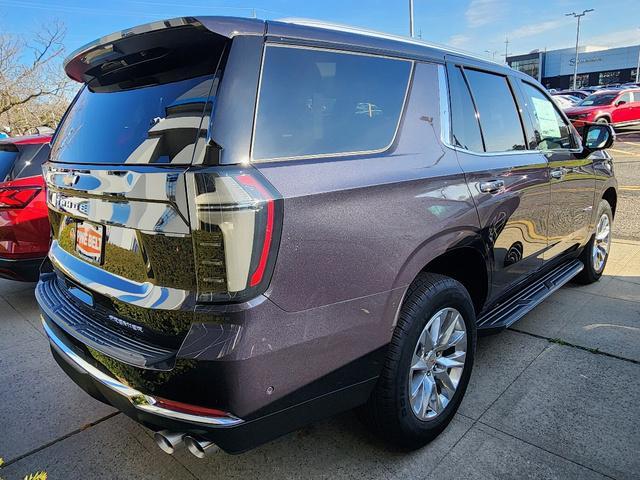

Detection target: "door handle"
[550, 168, 566, 180]
[479, 179, 505, 194]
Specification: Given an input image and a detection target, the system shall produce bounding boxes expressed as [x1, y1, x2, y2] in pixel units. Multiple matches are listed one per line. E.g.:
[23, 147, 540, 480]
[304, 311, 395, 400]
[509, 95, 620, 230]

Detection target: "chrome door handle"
[479, 179, 505, 193]
[550, 168, 566, 180]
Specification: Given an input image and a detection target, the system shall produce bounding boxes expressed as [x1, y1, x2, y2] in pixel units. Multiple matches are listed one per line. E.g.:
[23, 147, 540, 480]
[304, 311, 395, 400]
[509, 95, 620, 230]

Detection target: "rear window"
[50, 75, 215, 165]
[252, 46, 412, 161]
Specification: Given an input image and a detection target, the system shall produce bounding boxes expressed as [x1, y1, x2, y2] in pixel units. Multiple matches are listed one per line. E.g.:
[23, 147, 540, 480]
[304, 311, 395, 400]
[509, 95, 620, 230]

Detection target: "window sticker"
[531, 97, 561, 139]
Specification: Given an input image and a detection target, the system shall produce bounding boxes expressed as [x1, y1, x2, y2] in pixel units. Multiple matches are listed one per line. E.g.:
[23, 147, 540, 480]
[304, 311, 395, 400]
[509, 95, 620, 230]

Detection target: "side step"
[477, 259, 583, 333]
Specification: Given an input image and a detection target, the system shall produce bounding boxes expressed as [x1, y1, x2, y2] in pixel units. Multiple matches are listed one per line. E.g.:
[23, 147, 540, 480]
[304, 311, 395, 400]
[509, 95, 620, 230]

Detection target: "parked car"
[0, 134, 51, 281]
[553, 89, 590, 99]
[36, 17, 618, 457]
[552, 94, 581, 109]
[565, 89, 640, 127]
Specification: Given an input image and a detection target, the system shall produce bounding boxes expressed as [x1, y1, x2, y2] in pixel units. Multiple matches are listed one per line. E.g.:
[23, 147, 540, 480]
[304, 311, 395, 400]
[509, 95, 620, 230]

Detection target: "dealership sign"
[569, 56, 603, 67]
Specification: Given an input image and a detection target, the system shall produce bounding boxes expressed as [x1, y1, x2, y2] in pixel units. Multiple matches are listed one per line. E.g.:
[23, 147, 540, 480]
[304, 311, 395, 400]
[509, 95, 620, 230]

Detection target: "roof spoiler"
[64, 16, 265, 83]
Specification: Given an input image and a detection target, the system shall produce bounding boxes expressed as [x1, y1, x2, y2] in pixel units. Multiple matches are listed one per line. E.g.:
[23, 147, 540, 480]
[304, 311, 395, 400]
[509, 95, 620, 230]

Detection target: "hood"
[564, 105, 604, 115]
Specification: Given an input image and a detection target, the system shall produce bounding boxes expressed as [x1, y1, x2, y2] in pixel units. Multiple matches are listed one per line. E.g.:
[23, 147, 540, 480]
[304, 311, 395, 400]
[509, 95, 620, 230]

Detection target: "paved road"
[1, 240, 639, 480]
[609, 127, 640, 240]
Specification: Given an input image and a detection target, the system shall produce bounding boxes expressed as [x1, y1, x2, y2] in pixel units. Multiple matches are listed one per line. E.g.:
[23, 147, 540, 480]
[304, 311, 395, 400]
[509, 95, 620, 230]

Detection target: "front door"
[516, 80, 595, 261]
[611, 91, 634, 124]
[446, 62, 549, 303]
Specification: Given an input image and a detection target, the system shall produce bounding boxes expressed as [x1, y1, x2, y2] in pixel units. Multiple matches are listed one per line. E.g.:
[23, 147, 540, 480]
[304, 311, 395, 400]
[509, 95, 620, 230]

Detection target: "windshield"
[50, 75, 215, 165]
[578, 93, 617, 107]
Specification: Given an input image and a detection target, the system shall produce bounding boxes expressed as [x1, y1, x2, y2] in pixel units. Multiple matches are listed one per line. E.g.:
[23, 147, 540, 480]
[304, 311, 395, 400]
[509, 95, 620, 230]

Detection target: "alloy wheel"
[592, 212, 611, 273]
[408, 307, 467, 420]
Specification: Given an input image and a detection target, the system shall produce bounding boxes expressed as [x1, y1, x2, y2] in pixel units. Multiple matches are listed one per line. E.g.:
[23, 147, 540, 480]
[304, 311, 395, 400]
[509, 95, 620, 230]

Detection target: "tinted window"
[13, 144, 50, 178]
[253, 46, 411, 160]
[579, 93, 617, 106]
[51, 75, 215, 165]
[464, 69, 526, 152]
[0, 147, 18, 182]
[520, 83, 573, 150]
[448, 66, 484, 152]
[617, 92, 632, 105]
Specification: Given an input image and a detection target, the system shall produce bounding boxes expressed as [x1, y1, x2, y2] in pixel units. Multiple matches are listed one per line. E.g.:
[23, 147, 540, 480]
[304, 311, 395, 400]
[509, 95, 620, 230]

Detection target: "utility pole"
[566, 9, 594, 90]
[504, 37, 510, 65]
[409, 0, 415, 37]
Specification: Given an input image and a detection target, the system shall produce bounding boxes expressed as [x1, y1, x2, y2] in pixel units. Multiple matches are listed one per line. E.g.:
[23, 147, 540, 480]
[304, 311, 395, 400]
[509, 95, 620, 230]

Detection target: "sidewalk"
[1, 241, 638, 479]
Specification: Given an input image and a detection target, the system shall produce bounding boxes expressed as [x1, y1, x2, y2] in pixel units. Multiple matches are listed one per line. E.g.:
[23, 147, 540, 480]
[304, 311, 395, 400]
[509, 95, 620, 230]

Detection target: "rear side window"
[252, 46, 412, 161]
[448, 66, 484, 152]
[520, 82, 574, 150]
[0, 146, 18, 182]
[11, 144, 50, 179]
[464, 69, 526, 152]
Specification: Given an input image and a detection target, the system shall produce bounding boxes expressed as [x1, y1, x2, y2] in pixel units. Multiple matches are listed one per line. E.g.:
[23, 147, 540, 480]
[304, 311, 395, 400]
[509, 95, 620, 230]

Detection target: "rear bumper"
[43, 312, 377, 453]
[0, 256, 44, 281]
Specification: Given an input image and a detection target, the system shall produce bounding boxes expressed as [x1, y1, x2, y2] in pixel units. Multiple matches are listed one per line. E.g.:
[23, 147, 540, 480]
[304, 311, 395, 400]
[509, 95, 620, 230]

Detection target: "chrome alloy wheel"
[592, 213, 611, 273]
[408, 307, 467, 420]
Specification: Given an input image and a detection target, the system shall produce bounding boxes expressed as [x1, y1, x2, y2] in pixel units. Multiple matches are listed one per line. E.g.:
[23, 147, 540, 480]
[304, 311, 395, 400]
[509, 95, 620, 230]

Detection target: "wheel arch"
[393, 229, 490, 316]
[602, 187, 617, 218]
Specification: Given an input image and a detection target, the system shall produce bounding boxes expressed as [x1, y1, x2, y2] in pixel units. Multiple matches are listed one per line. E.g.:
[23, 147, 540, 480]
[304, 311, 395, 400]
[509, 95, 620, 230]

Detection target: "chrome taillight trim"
[42, 315, 244, 427]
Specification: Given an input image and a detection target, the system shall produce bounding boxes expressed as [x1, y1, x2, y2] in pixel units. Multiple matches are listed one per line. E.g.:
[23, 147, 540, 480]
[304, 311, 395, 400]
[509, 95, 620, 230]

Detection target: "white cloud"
[449, 34, 471, 47]
[507, 19, 565, 40]
[586, 28, 640, 48]
[465, 0, 507, 28]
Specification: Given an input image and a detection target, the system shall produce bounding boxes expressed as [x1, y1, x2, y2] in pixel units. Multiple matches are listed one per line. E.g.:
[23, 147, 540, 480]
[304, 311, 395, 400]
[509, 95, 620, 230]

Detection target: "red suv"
[0, 134, 52, 281]
[565, 89, 640, 127]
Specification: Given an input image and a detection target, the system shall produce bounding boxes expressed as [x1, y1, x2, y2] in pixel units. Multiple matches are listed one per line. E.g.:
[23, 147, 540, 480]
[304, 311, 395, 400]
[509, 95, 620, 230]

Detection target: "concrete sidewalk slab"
[480, 344, 640, 479]
[0, 415, 193, 480]
[0, 296, 42, 351]
[516, 288, 640, 361]
[428, 423, 608, 480]
[0, 336, 115, 462]
[459, 330, 548, 420]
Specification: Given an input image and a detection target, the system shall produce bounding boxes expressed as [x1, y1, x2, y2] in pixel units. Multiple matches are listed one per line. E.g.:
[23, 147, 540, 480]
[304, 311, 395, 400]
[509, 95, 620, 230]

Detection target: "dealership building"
[507, 44, 640, 89]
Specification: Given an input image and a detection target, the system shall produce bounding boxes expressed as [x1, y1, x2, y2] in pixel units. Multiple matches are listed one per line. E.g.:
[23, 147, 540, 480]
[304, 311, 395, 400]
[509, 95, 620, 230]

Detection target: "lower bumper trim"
[41, 315, 243, 427]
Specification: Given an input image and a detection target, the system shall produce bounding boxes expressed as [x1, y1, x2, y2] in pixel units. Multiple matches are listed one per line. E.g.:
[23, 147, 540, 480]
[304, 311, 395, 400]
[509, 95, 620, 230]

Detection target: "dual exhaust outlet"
[154, 430, 219, 458]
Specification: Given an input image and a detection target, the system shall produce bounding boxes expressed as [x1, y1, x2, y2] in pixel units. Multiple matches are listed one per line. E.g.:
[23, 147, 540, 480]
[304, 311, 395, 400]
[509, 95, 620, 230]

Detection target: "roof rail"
[275, 17, 499, 65]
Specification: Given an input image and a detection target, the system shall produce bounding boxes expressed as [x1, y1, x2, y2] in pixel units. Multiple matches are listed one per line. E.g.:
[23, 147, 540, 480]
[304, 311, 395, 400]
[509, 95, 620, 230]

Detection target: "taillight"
[0, 186, 41, 209]
[187, 167, 282, 303]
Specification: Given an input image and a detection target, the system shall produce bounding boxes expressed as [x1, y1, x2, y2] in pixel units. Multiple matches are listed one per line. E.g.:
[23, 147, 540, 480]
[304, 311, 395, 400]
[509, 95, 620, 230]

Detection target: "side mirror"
[582, 123, 615, 152]
[615, 100, 627, 106]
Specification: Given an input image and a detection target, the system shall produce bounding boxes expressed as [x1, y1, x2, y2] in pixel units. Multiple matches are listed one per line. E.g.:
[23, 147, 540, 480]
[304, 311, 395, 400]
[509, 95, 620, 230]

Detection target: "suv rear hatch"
[41, 17, 280, 370]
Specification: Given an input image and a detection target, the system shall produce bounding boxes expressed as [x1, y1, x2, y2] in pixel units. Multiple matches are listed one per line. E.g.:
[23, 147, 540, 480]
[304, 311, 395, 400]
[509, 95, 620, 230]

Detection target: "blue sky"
[1, 0, 639, 60]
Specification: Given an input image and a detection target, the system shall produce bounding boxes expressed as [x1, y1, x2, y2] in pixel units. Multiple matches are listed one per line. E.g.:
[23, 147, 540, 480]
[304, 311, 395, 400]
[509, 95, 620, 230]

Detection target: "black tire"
[575, 199, 613, 284]
[595, 117, 609, 124]
[364, 273, 477, 449]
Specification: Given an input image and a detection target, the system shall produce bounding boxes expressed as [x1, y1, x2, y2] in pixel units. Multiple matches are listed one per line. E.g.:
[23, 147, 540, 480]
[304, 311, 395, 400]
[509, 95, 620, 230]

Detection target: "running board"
[477, 259, 583, 332]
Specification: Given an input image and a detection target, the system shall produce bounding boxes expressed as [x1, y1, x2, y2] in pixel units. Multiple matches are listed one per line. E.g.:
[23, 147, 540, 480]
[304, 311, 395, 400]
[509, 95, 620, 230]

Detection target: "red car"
[565, 89, 640, 128]
[0, 134, 52, 281]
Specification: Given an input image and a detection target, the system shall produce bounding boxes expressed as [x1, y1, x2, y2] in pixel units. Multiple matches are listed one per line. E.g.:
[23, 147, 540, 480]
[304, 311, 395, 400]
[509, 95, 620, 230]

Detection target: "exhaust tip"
[184, 435, 219, 458]
[154, 430, 185, 455]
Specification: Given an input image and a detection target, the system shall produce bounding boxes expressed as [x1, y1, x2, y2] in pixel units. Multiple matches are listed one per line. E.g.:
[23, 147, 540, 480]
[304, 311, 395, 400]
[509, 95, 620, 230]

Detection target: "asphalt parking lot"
[1, 133, 640, 480]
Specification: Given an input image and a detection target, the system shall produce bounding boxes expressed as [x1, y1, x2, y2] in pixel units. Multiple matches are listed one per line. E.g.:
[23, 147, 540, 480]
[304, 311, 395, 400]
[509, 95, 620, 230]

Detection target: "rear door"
[516, 79, 595, 261]
[446, 62, 549, 303]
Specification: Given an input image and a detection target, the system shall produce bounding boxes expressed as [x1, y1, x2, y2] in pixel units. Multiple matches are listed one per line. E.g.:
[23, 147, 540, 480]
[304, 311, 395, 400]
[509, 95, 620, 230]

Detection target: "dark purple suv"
[36, 17, 617, 457]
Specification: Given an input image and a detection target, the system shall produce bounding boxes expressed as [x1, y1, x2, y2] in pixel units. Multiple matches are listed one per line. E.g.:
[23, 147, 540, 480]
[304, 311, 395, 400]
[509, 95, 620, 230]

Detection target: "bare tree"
[0, 20, 73, 136]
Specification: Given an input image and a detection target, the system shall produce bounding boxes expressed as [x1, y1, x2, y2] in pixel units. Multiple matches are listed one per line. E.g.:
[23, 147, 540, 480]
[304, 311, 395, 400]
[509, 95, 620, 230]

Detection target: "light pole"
[636, 27, 639, 83]
[566, 9, 594, 90]
[485, 50, 497, 61]
[409, 0, 415, 37]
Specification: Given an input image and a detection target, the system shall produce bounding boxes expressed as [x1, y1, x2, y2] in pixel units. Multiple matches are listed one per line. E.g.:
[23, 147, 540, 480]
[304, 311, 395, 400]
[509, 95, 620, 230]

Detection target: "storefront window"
[575, 74, 590, 88]
[509, 58, 540, 80]
[598, 70, 621, 85]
